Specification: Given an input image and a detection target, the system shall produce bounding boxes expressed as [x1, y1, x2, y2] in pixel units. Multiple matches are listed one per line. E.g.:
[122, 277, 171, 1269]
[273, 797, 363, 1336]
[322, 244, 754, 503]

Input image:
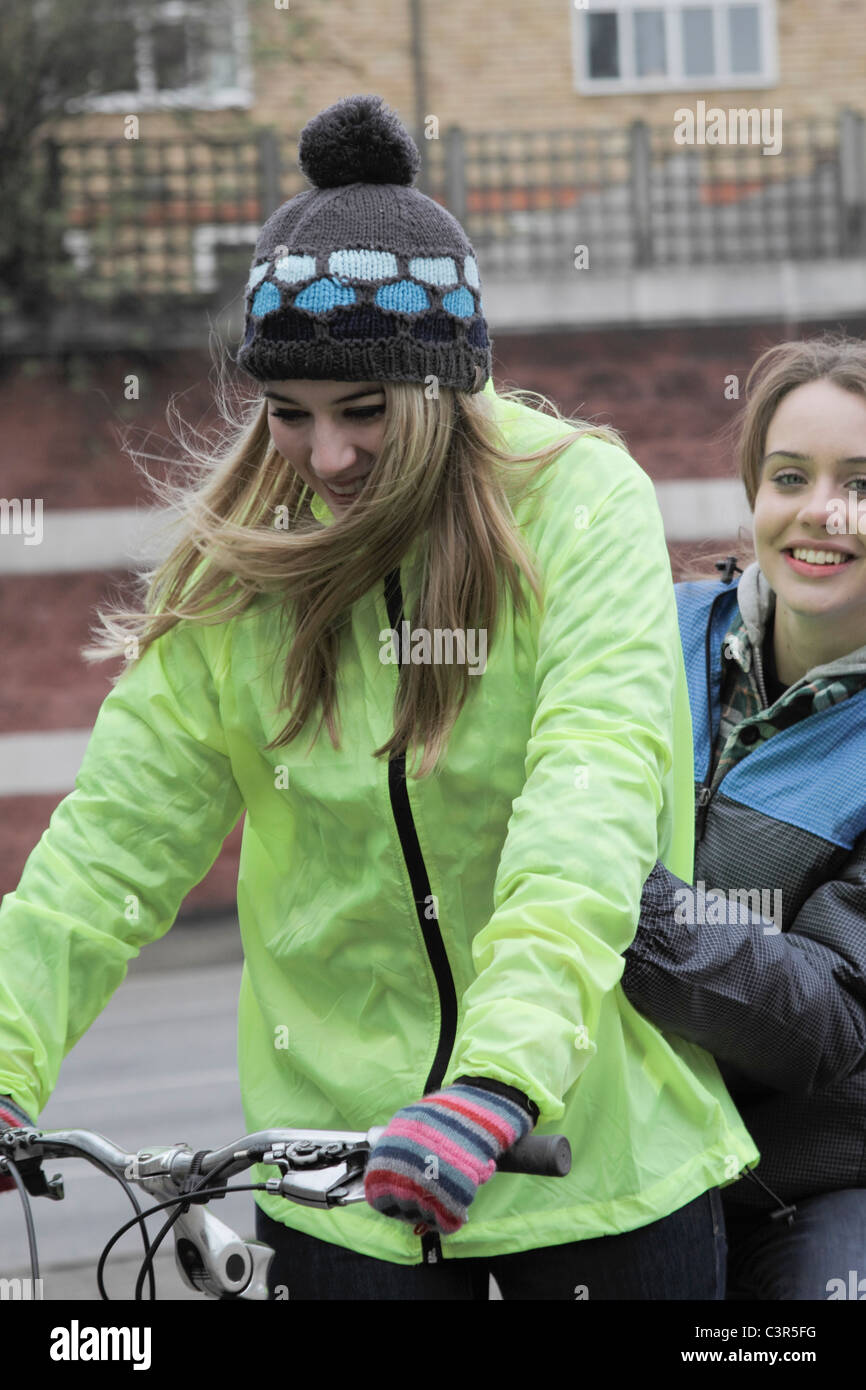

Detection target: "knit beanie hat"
[235, 94, 492, 394]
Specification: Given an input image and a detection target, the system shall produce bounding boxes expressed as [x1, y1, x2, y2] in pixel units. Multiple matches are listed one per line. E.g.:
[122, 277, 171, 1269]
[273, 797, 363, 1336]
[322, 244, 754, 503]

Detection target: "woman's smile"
[780, 544, 857, 577]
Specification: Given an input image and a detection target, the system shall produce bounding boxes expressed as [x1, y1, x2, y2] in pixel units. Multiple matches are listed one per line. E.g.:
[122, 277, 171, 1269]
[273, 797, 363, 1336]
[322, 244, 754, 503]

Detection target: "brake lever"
[0, 1126, 65, 1200]
[261, 1137, 372, 1207]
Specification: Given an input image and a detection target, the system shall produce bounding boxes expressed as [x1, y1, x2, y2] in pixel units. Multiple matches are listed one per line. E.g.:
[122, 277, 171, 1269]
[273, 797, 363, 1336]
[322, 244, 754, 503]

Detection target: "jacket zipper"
[695, 592, 724, 844]
[383, 567, 459, 1265]
[697, 581, 772, 843]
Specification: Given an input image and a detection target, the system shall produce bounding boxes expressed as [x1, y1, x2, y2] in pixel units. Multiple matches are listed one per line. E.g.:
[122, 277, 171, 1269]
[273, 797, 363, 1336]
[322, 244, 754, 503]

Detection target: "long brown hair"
[82, 362, 626, 778]
[676, 331, 866, 583]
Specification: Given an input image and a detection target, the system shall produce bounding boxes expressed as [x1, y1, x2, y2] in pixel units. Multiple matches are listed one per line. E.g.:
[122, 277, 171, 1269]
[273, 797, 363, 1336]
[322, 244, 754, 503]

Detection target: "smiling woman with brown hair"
[624, 332, 866, 1301]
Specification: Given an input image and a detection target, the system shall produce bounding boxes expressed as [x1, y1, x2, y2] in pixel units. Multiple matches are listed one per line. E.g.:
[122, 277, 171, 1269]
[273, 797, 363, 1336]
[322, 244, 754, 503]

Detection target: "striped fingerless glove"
[0, 1095, 36, 1195]
[364, 1081, 534, 1235]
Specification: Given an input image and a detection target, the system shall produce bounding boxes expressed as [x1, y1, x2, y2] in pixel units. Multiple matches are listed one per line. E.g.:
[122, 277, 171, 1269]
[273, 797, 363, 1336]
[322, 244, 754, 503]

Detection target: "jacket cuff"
[630, 860, 695, 955]
[0, 1095, 35, 1128]
[454, 1074, 540, 1125]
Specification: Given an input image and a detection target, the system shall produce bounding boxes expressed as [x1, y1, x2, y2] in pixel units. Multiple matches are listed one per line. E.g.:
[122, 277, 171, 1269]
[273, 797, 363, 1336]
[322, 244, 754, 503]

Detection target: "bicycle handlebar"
[0, 1122, 571, 1300]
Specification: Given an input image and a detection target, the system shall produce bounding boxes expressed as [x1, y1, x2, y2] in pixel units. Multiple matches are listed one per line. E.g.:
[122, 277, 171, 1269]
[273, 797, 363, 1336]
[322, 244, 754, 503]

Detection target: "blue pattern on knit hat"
[442, 287, 475, 318]
[408, 256, 458, 286]
[251, 282, 282, 317]
[463, 257, 480, 288]
[275, 253, 318, 283]
[374, 280, 430, 313]
[246, 262, 269, 293]
[329, 306, 396, 339]
[329, 248, 398, 280]
[295, 278, 357, 312]
[468, 318, 489, 348]
[413, 312, 456, 342]
[261, 308, 316, 341]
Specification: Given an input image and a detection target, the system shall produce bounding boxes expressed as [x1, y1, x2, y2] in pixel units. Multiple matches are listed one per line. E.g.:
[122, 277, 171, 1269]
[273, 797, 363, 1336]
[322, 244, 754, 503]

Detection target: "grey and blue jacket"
[623, 561, 866, 1211]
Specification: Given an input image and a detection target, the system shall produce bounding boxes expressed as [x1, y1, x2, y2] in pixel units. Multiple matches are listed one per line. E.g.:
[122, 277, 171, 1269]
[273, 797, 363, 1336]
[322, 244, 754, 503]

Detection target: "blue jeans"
[724, 1188, 866, 1301]
[253, 1186, 726, 1300]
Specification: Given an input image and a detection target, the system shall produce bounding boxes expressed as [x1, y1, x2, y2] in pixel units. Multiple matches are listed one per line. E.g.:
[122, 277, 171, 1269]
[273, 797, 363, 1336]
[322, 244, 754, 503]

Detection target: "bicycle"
[0, 1121, 571, 1300]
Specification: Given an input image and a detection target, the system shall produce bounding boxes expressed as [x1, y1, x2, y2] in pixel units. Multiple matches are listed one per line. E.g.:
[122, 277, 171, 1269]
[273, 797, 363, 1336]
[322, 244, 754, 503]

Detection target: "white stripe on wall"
[0, 730, 92, 796]
[0, 482, 751, 575]
[0, 507, 178, 575]
[654, 478, 752, 542]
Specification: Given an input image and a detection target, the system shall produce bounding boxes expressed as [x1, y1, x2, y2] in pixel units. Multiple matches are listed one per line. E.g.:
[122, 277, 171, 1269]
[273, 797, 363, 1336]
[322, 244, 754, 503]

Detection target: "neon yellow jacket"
[0, 381, 758, 1262]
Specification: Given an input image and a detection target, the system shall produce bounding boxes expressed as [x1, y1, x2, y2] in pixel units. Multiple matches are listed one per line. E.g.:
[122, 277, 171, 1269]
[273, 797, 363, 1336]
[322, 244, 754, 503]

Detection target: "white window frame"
[571, 0, 779, 94]
[63, 223, 259, 293]
[65, 0, 252, 113]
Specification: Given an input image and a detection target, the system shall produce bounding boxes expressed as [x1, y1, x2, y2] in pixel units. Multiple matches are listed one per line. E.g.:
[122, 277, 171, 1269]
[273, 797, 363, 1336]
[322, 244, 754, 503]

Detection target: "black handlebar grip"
[496, 1133, 571, 1176]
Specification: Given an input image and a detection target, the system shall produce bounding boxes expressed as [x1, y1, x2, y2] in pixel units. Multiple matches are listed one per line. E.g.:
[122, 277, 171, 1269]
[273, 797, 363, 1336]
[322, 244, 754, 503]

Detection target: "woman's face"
[264, 379, 387, 513]
[753, 378, 866, 627]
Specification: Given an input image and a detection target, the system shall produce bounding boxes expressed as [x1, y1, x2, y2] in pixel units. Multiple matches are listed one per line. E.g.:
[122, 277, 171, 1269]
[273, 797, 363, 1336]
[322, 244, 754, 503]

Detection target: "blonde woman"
[624, 333, 866, 1300]
[0, 95, 758, 1300]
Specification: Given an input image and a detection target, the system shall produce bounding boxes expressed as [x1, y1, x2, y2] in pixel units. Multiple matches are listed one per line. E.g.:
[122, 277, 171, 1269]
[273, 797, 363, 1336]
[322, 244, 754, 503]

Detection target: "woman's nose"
[797, 481, 841, 530]
[310, 424, 356, 478]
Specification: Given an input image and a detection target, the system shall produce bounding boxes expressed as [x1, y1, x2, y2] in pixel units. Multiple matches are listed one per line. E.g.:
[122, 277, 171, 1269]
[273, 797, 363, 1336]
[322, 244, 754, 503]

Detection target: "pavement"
[0, 916, 250, 1303]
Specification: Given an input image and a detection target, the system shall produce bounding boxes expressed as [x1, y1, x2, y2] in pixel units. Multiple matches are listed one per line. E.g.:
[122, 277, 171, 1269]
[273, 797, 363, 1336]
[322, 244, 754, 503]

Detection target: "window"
[66, 0, 251, 111]
[572, 0, 778, 94]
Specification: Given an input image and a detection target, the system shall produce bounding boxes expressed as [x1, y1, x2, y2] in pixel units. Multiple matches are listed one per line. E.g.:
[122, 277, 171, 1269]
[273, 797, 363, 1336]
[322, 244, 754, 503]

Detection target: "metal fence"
[423, 112, 865, 271]
[25, 109, 866, 310]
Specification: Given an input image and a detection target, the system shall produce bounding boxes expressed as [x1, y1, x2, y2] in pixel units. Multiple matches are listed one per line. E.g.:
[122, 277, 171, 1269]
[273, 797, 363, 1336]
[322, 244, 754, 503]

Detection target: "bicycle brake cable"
[2, 1136, 158, 1301]
[40, 1138, 159, 1302]
[2, 1156, 40, 1283]
[131, 1152, 256, 1301]
[99, 1181, 261, 1300]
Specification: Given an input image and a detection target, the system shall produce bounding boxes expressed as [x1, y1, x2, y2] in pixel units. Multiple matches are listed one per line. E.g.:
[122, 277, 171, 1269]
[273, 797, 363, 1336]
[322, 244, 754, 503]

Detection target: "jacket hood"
[735, 559, 866, 683]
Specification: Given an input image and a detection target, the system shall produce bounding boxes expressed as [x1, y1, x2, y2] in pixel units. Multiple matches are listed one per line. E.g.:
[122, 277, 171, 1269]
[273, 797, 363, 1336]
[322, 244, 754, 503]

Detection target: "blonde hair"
[676, 331, 866, 584]
[83, 363, 626, 778]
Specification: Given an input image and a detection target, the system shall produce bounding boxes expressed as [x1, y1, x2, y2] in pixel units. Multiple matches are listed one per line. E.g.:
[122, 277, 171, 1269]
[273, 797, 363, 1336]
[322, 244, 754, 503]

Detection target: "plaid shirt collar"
[710, 563, 866, 790]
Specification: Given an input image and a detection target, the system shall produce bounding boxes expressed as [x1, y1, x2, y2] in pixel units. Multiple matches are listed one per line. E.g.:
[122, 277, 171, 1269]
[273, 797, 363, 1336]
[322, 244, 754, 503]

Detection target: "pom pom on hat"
[298, 93, 421, 189]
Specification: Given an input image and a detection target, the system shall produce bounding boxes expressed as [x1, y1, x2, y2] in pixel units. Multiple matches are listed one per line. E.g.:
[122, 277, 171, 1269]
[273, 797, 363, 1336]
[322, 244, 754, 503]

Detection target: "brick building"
[62, 0, 865, 136]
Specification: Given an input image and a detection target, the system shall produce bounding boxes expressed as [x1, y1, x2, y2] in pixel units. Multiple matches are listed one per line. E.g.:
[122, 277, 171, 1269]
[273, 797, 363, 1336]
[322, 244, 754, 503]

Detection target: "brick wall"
[248, 0, 866, 133]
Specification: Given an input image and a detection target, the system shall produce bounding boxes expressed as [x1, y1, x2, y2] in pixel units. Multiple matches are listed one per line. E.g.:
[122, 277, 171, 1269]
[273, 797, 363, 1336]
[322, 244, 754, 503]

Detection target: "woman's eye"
[268, 405, 384, 424]
[773, 471, 805, 486]
[846, 477, 866, 493]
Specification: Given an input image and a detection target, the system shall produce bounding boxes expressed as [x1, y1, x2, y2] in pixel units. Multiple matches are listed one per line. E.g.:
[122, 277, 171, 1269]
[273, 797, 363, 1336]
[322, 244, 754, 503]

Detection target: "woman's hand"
[364, 1082, 534, 1235]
